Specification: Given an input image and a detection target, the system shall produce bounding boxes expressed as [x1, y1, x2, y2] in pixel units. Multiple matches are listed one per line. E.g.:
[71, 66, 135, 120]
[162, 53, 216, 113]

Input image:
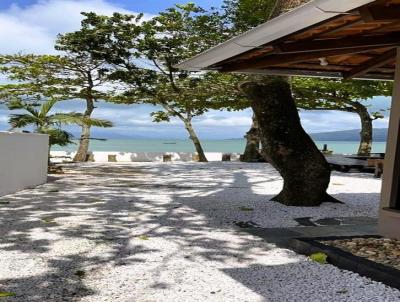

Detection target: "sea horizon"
[52, 138, 387, 155]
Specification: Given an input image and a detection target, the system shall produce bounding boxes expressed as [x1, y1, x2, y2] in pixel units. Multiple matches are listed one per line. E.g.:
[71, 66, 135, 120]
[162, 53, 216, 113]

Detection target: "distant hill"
[310, 128, 388, 142]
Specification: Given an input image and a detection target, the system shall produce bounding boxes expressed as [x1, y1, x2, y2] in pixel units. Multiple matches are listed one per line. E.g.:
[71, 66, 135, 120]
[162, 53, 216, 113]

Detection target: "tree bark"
[241, 113, 262, 162]
[74, 98, 94, 162]
[184, 120, 208, 162]
[353, 103, 373, 156]
[240, 77, 336, 206]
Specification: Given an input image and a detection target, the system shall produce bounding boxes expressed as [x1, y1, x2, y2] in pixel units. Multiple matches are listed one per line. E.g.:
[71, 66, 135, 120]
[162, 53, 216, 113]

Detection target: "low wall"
[0, 132, 49, 197]
[51, 151, 241, 163]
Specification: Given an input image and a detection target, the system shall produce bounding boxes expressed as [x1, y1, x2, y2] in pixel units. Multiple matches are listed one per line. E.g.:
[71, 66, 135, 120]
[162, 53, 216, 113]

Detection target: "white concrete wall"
[0, 132, 49, 196]
[51, 151, 241, 163]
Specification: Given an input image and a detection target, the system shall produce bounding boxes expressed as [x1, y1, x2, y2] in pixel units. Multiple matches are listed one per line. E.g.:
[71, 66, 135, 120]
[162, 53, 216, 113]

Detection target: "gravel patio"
[0, 162, 399, 302]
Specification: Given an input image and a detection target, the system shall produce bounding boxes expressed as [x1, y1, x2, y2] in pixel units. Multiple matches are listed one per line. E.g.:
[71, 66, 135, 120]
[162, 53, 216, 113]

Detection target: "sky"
[0, 0, 392, 139]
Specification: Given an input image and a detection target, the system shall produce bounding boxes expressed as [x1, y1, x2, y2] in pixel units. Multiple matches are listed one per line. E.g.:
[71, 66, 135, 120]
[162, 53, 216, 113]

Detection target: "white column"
[379, 47, 400, 239]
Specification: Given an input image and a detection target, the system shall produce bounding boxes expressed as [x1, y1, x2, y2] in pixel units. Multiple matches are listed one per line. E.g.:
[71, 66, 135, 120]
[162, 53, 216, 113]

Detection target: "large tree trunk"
[184, 120, 208, 162]
[241, 113, 262, 162]
[74, 98, 94, 162]
[355, 105, 373, 156]
[240, 77, 336, 206]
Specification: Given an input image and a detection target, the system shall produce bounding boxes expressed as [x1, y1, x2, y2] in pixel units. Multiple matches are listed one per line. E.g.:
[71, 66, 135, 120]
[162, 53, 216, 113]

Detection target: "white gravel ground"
[0, 162, 399, 302]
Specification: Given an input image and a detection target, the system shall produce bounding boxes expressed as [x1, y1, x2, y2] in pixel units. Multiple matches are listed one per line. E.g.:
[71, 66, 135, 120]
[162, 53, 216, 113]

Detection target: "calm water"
[52, 139, 387, 155]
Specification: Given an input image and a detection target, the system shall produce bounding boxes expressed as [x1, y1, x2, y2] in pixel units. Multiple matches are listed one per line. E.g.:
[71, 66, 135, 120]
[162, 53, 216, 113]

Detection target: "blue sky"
[0, 0, 392, 139]
[0, 0, 218, 12]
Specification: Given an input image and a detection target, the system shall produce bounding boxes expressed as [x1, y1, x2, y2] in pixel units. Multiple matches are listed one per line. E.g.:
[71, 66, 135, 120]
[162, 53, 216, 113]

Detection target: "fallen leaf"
[0, 292, 16, 297]
[310, 252, 328, 264]
[41, 218, 55, 224]
[238, 206, 254, 212]
[138, 235, 149, 240]
[74, 270, 86, 278]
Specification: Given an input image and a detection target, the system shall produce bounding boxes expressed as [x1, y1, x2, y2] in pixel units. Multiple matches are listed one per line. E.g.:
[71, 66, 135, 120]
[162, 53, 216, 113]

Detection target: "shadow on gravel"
[0, 162, 381, 301]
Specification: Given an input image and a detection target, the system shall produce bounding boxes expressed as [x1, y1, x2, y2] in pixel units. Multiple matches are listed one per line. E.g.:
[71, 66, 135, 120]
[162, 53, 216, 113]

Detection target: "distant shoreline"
[52, 138, 387, 155]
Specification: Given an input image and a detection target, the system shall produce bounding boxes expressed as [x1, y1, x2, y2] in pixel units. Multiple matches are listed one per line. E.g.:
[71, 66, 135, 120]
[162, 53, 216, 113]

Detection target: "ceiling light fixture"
[319, 57, 329, 66]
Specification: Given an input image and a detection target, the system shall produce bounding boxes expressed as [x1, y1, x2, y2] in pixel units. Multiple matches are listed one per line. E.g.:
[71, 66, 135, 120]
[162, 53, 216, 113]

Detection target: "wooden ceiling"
[212, 0, 400, 80]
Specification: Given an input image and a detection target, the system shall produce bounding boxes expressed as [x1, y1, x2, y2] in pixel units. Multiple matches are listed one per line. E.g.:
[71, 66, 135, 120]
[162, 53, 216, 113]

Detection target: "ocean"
[52, 139, 387, 155]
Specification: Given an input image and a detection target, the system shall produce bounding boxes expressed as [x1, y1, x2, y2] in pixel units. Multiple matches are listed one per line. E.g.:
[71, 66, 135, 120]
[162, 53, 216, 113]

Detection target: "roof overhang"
[177, 0, 400, 81]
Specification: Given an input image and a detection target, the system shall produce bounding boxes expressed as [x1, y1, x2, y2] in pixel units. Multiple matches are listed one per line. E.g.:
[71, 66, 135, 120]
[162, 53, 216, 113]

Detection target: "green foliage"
[293, 77, 392, 116]
[310, 252, 328, 264]
[63, 4, 246, 160]
[293, 78, 392, 109]
[0, 54, 114, 151]
[6, 98, 112, 147]
[0, 54, 114, 105]
[0, 292, 16, 297]
[41, 127, 73, 147]
[223, 0, 278, 33]
[150, 111, 171, 123]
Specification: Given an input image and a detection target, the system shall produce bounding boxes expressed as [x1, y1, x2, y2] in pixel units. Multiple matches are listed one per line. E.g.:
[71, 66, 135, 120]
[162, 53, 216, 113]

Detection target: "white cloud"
[300, 111, 359, 133]
[299, 109, 390, 133]
[195, 115, 252, 127]
[373, 117, 389, 129]
[0, 0, 151, 55]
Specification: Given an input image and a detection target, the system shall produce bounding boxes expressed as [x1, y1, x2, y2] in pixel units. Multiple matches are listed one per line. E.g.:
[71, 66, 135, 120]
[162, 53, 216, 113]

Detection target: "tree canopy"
[293, 77, 392, 155]
[60, 4, 245, 161]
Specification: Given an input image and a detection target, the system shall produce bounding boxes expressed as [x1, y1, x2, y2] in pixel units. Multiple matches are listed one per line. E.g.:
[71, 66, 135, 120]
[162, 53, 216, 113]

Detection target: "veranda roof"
[177, 0, 400, 80]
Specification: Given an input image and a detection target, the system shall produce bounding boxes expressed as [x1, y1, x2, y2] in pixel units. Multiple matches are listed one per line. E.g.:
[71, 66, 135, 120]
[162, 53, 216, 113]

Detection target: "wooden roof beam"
[237, 68, 394, 81]
[359, 5, 400, 23]
[220, 46, 393, 72]
[317, 19, 365, 37]
[276, 32, 400, 54]
[344, 48, 397, 79]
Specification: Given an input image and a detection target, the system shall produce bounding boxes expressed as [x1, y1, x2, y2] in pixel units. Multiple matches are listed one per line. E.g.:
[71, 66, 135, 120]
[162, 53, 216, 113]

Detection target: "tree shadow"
[0, 162, 387, 301]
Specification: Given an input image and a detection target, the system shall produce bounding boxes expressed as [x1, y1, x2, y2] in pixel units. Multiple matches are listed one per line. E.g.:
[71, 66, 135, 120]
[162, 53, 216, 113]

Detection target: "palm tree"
[8, 98, 113, 161]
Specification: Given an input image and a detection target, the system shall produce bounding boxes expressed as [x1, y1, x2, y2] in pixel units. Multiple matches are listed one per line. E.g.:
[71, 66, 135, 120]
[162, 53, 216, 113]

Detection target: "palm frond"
[50, 113, 85, 125]
[39, 98, 58, 118]
[7, 99, 25, 110]
[38, 127, 73, 146]
[8, 99, 40, 117]
[82, 118, 113, 128]
[51, 113, 113, 127]
[8, 114, 40, 129]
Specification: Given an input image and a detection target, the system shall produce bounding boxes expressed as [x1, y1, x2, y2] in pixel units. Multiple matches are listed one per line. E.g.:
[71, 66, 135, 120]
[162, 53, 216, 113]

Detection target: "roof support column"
[379, 47, 400, 239]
